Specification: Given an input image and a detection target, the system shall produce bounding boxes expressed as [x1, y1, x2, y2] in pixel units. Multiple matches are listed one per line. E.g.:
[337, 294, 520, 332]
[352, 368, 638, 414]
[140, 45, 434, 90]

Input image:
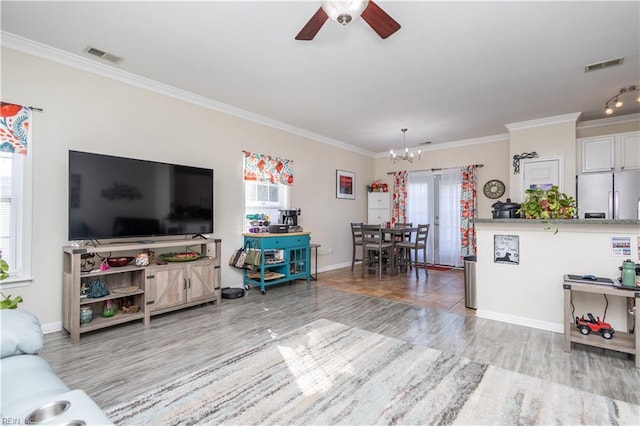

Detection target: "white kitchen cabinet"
[367, 192, 391, 224]
[580, 135, 615, 172]
[579, 131, 640, 173]
[617, 132, 640, 171]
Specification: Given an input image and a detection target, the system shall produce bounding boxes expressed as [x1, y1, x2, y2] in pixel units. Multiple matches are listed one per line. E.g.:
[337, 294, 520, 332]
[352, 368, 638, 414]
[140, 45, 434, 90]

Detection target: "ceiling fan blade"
[361, 0, 401, 39]
[295, 7, 329, 40]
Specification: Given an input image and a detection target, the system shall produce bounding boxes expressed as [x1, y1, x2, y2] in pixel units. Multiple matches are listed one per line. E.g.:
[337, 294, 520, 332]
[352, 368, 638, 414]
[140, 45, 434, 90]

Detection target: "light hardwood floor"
[42, 266, 640, 413]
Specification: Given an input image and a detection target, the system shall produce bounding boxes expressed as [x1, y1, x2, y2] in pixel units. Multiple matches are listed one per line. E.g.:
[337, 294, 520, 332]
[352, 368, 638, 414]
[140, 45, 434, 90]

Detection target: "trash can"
[463, 255, 477, 309]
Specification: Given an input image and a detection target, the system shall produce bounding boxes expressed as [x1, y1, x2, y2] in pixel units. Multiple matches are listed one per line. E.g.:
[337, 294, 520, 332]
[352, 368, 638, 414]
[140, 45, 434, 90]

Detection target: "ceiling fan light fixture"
[296, 0, 399, 40]
[322, 0, 369, 26]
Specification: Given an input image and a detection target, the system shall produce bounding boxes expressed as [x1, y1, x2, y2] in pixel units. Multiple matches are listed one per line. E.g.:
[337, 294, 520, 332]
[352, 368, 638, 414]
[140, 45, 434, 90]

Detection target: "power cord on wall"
[571, 294, 609, 322]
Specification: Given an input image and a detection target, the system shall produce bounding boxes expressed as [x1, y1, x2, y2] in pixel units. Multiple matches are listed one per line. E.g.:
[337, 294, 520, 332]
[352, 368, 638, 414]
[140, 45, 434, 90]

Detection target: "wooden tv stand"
[62, 238, 221, 343]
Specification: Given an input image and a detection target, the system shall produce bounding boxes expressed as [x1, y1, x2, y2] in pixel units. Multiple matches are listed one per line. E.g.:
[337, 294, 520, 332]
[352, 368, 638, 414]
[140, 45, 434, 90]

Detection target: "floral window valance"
[243, 151, 294, 186]
[0, 102, 31, 155]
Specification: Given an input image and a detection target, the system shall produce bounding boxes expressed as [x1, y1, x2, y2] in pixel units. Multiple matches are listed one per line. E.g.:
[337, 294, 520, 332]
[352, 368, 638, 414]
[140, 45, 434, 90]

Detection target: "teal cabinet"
[243, 233, 311, 294]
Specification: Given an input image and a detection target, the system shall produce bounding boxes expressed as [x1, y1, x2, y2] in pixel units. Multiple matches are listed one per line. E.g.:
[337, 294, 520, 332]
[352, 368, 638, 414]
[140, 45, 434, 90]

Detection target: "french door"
[406, 169, 462, 267]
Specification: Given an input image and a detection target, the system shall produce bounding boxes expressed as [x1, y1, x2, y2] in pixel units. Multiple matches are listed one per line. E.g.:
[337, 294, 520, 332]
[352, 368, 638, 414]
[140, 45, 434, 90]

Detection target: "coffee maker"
[279, 209, 302, 231]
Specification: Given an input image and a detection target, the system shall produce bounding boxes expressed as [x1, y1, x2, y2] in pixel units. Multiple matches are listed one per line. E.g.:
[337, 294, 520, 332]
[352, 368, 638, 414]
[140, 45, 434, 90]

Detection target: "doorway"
[406, 169, 462, 267]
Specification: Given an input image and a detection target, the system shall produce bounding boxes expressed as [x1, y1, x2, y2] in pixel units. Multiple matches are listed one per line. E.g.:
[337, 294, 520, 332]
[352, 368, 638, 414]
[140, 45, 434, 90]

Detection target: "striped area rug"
[105, 319, 639, 425]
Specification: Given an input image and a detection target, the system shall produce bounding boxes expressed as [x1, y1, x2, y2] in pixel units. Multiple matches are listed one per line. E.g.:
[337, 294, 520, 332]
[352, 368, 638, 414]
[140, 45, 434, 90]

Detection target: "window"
[244, 181, 289, 230]
[0, 151, 32, 284]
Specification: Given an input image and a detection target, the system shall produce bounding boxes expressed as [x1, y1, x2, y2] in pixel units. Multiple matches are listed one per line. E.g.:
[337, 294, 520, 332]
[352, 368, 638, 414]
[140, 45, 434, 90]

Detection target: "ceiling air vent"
[584, 57, 624, 73]
[84, 46, 123, 64]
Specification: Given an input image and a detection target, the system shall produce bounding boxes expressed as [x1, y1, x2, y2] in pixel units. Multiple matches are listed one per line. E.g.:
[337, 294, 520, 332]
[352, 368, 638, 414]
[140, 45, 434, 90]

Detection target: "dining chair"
[350, 222, 363, 271]
[395, 224, 430, 279]
[393, 222, 413, 272]
[361, 224, 394, 280]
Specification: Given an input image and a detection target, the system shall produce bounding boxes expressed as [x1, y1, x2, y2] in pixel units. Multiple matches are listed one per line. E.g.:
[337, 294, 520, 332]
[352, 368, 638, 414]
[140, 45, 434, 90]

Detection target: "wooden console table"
[563, 276, 639, 368]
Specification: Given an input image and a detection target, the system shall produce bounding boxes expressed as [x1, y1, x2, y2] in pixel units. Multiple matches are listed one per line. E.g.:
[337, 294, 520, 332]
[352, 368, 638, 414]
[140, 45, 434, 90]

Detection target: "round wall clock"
[483, 179, 505, 199]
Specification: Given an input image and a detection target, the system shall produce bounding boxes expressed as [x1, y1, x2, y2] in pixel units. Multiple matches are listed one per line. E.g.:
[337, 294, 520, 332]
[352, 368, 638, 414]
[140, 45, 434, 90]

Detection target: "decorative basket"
[107, 256, 135, 267]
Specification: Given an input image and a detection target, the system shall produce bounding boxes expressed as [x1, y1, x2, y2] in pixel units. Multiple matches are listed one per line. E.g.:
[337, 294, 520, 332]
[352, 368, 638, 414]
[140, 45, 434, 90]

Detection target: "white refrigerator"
[577, 170, 640, 219]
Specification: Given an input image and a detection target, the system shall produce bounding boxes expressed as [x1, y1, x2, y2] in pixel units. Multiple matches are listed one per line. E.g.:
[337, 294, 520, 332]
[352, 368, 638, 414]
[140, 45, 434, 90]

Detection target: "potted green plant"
[0, 252, 23, 309]
[518, 185, 576, 220]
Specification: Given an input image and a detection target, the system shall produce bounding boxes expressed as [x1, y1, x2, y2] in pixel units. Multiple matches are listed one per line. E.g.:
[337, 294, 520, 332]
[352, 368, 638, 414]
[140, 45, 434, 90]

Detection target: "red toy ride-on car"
[575, 313, 614, 339]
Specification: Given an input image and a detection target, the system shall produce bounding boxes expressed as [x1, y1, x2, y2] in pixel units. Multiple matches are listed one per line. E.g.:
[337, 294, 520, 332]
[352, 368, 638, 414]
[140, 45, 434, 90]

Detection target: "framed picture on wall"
[494, 234, 520, 264]
[336, 169, 355, 200]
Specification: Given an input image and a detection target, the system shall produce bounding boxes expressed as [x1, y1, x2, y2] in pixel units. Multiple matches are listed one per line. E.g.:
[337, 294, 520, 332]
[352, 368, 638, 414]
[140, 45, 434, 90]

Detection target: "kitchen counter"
[475, 218, 640, 225]
[474, 219, 639, 334]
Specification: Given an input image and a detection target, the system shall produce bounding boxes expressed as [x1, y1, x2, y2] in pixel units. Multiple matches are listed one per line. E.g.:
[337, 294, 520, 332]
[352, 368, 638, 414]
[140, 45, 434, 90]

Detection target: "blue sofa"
[0, 310, 112, 425]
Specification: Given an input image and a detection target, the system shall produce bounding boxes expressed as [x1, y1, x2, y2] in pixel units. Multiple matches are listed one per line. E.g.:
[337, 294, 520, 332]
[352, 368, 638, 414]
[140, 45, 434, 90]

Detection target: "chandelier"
[604, 85, 639, 115]
[390, 128, 422, 163]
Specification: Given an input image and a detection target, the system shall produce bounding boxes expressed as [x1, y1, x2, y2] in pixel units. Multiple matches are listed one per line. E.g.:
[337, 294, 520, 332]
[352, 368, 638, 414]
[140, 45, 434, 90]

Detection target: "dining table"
[381, 226, 417, 276]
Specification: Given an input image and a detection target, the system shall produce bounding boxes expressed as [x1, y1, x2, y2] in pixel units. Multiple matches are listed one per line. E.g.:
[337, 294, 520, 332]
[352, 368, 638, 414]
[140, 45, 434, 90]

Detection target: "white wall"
[1, 47, 372, 327]
[576, 116, 640, 139]
[507, 114, 580, 202]
[374, 137, 511, 219]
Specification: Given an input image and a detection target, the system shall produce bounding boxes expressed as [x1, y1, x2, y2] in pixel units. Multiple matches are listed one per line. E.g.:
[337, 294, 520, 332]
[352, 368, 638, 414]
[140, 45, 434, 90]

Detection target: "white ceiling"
[2, 1, 639, 155]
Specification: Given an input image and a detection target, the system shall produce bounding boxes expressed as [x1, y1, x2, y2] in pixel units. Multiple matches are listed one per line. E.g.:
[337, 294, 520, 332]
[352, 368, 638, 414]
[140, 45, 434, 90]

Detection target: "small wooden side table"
[310, 243, 321, 281]
[563, 276, 639, 368]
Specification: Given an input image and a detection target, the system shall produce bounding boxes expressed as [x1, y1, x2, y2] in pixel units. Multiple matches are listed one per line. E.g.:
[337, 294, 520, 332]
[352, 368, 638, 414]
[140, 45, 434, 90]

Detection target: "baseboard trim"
[318, 262, 353, 274]
[476, 310, 563, 334]
[41, 321, 63, 335]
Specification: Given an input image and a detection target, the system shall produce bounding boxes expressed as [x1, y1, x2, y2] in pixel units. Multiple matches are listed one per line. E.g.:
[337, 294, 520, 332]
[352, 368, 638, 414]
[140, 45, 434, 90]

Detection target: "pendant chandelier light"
[390, 128, 421, 163]
[604, 85, 639, 115]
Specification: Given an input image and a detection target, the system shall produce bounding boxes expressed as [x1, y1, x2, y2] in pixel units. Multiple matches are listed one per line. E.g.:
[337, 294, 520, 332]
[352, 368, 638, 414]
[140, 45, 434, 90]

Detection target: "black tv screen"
[68, 150, 213, 240]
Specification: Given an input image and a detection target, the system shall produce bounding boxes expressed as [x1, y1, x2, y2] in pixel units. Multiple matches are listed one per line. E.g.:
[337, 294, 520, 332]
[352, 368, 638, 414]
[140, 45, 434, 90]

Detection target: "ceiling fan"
[295, 0, 401, 41]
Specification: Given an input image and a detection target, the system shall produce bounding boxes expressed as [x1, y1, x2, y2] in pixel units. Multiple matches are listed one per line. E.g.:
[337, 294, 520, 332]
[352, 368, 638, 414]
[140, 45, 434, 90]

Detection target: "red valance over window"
[243, 151, 294, 185]
[0, 102, 31, 155]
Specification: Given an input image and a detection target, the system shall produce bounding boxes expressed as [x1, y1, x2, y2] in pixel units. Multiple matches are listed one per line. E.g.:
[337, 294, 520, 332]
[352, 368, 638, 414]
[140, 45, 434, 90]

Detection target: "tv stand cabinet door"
[187, 260, 215, 303]
[148, 264, 187, 312]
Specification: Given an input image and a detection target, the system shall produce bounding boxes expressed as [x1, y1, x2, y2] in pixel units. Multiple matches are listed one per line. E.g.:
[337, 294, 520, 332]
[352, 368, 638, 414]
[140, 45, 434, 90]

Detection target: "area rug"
[426, 264, 453, 271]
[105, 319, 639, 425]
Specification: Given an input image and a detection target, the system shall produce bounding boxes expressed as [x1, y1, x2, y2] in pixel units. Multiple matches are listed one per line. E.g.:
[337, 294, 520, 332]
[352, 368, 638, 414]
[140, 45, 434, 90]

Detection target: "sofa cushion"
[1, 309, 44, 358]
[0, 354, 70, 411]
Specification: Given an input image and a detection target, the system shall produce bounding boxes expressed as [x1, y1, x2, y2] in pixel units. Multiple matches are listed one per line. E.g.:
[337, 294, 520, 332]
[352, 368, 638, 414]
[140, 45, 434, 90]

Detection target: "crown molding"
[505, 112, 582, 131]
[577, 113, 640, 129]
[374, 133, 509, 158]
[1, 31, 374, 157]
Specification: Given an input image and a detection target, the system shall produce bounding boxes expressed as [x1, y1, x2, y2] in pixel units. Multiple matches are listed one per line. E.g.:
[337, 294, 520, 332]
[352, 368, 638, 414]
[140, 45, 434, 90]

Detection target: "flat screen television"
[68, 150, 214, 241]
